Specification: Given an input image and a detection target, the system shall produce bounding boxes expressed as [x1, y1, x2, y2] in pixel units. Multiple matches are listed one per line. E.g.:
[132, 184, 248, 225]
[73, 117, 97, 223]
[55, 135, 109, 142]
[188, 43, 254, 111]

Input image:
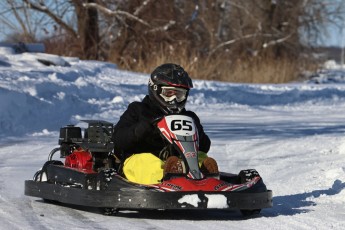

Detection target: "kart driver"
[113, 63, 218, 184]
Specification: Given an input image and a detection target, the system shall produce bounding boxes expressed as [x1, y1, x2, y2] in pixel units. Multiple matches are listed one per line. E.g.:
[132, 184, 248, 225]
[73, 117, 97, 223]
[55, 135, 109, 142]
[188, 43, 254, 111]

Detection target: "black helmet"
[148, 63, 193, 114]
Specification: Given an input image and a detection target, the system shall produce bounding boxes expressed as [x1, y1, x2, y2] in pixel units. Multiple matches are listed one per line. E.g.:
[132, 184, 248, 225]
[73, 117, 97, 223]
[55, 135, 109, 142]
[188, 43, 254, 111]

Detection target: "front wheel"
[240, 209, 261, 217]
[238, 169, 260, 183]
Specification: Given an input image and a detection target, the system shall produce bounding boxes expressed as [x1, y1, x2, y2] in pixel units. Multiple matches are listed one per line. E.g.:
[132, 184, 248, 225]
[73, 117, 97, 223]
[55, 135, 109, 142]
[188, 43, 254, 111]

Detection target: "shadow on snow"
[263, 179, 345, 217]
[34, 200, 261, 221]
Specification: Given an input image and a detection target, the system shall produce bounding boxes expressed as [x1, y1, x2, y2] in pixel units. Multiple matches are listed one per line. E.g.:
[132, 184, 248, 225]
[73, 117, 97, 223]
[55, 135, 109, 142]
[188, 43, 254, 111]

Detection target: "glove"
[134, 120, 154, 139]
[158, 146, 173, 161]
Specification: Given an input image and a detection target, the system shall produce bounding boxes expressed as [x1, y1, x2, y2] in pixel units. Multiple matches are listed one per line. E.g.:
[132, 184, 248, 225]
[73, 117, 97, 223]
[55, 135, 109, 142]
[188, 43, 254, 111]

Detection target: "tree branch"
[133, 0, 154, 16]
[23, 0, 77, 37]
[262, 33, 294, 48]
[146, 20, 176, 34]
[209, 34, 258, 56]
[83, 2, 151, 27]
[7, 0, 30, 36]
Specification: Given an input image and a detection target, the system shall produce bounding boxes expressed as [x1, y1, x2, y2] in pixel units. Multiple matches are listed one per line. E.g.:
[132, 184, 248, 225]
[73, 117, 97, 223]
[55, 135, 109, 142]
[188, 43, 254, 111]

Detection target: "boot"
[164, 156, 185, 175]
[200, 157, 219, 174]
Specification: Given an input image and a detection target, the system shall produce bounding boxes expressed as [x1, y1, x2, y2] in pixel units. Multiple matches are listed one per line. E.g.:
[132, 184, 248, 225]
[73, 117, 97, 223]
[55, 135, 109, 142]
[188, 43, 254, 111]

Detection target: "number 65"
[171, 120, 192, 131]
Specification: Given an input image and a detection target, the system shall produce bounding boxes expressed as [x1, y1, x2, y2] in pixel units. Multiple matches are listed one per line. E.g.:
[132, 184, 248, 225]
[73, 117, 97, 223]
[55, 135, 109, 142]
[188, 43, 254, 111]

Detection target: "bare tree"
[72, 0, 100, 59]
[0, 0, 46, 42]
[21, 0, 100, 59]
[1, 0, 345, 82]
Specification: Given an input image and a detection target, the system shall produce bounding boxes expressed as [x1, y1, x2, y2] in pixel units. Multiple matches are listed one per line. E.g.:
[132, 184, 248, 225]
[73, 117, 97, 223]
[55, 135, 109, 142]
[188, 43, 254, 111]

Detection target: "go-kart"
[25, 115, 272, 216]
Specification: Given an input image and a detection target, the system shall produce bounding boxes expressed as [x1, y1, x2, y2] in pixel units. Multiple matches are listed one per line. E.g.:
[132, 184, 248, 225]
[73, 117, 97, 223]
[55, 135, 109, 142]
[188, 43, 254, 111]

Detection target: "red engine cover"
[65, 149, 93, 170]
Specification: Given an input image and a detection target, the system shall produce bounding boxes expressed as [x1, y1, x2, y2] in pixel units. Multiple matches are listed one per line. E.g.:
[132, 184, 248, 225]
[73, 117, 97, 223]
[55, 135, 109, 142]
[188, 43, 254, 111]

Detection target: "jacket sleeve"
[112, 102, 141, 155]
[184, 111, 211, 153]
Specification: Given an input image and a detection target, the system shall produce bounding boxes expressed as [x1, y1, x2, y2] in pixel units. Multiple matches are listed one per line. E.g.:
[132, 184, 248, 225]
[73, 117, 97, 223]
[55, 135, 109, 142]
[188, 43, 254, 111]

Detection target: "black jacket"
[113, 96, 211, 159]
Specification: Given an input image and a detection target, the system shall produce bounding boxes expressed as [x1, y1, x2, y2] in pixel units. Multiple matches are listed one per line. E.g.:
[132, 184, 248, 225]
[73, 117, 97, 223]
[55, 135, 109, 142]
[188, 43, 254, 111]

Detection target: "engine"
[56, 120, 115, 172]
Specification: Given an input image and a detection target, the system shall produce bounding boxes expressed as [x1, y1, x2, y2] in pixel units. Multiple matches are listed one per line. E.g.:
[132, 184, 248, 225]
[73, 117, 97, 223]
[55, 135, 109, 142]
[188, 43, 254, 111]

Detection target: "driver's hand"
[158, 146, 172, 161]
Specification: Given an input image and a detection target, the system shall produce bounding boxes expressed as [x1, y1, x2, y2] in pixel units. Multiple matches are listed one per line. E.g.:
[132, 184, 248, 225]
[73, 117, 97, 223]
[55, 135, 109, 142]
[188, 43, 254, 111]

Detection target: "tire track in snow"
[0, 196, 50, 230]
[21, 199, 50, 230]
[29, 200, 110, 230]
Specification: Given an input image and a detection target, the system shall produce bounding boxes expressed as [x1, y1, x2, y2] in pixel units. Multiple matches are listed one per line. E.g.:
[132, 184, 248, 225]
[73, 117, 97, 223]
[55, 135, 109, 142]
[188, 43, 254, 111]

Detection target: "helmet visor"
[160, 86, 187, 102]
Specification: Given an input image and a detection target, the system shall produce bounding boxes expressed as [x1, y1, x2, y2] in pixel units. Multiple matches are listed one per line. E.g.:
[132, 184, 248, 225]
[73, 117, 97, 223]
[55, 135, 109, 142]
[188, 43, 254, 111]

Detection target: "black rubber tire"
[102, 207, 119, 215]
[238, 169, 260, 183]
[239, 169, 262, 217]
[240, 209, 261, 217]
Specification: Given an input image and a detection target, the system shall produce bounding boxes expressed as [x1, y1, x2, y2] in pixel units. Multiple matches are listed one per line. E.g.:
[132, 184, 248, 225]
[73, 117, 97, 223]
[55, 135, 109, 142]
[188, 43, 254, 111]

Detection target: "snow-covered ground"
[1, 46, 345, 229]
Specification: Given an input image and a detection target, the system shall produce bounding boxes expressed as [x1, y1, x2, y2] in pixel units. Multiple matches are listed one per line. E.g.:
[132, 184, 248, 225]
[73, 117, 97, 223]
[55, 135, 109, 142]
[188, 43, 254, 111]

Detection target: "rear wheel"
[33, 160, 63, 203]
[102, 207, 119, 215]
[33, 160, 63, 182]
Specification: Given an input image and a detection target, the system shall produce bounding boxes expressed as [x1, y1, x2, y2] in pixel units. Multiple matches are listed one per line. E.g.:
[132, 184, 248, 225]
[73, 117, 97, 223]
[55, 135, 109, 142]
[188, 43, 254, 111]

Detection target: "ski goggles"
[160, 86, 188, 102]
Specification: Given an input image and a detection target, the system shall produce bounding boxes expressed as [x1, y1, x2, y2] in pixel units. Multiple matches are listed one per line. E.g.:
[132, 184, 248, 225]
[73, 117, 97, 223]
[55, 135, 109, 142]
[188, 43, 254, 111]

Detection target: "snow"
[1, 45, 345, 229]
